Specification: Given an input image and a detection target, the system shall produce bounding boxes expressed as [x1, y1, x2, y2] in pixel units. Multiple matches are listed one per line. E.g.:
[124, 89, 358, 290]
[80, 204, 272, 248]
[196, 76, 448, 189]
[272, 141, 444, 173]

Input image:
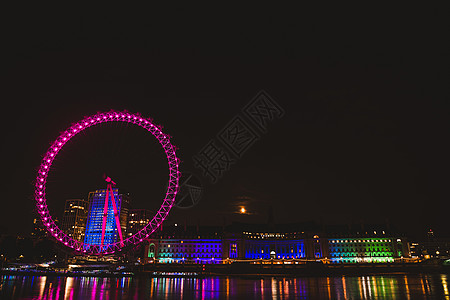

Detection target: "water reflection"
[0, 273, 449, 299]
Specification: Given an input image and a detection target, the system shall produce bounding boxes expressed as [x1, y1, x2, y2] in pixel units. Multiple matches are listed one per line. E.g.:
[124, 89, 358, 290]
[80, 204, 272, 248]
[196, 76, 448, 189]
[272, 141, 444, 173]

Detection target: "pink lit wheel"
[34, 111, 180, 255]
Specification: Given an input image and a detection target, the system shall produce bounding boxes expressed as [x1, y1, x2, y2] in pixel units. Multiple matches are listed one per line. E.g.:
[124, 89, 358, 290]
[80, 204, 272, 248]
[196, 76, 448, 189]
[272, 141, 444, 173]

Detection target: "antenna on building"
[100, 175, 123, 249]
[103, 173, 116, 186]
[105, 176, 116, 186]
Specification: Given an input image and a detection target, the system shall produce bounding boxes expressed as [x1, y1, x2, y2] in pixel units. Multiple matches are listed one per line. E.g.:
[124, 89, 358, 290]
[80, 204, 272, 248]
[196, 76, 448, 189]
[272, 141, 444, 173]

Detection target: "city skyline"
[59, 187, 153, 248]
[1, 5, 449, 300]
[2, 7, 448, 242]
[52, 184, 427, 264]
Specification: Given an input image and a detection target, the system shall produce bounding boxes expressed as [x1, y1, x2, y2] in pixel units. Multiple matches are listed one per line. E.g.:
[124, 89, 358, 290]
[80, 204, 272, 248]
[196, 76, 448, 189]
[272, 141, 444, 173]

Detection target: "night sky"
[2, 6, 448, 239]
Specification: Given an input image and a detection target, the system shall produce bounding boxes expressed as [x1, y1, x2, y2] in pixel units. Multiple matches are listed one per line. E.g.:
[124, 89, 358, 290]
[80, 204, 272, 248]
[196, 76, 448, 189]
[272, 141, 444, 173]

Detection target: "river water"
[1, 273, 449, 299]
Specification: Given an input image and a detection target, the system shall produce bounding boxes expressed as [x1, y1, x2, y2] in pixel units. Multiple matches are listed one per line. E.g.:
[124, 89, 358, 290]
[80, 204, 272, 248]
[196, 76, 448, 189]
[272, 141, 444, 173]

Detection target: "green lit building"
[326, 237, 410, 263]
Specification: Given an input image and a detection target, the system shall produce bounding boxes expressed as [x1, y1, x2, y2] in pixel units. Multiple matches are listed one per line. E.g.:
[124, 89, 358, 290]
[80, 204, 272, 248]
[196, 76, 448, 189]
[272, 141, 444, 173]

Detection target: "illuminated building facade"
[84, 189, 123, 247]
[244, 239, 305, 259]
[127, 209, 153, 237]
[147, 239, 223, 263]
[327, 238, 397, 263]
[241, 232, 305, 259]
[141, 223, 411, 264]
[409, 242, 420, 258]
[61, 199, 89, 242]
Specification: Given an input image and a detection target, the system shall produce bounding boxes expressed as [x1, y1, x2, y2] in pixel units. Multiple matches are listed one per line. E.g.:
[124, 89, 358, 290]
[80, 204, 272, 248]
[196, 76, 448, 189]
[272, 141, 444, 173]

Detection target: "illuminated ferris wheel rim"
[34, 110, 180, 255]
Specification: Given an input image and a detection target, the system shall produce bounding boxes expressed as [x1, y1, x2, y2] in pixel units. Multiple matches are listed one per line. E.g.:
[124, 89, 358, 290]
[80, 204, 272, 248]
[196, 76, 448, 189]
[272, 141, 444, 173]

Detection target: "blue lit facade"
[84, 189, 122, 248]
[144, 237, 306, 263]
[244, 240, 305, 259]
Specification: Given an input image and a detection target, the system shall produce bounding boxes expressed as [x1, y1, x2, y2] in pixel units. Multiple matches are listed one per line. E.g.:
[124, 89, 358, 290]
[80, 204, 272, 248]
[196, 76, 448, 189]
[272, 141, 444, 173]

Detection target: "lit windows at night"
[84, 189, 122, 249]
[151, 239, 223, 263]
[143, 227, 410, 264]
[230, 243, 238, 259]
[327, 238, 398, 263]
[243, 231, 294, 239]
[244, 240, 305, 259]
[61, 199, 89, 243]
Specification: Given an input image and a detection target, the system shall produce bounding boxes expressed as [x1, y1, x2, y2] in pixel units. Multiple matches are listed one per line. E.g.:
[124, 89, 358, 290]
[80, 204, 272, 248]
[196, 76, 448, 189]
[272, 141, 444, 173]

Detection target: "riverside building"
[142, 222, 411, 264]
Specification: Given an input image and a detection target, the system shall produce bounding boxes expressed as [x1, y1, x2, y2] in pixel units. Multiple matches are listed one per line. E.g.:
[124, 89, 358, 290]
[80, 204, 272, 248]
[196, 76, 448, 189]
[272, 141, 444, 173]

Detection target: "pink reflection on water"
[98, 278, 105, 300]
[91, 277, 97, 299]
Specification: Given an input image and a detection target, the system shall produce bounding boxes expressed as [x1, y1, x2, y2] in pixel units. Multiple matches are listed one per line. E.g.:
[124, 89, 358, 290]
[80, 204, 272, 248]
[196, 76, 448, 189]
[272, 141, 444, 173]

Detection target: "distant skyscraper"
[84, 189, 123, 247]
[120, 193, 131, 237]
[127, 209, 153, 236]
[61, 199, 89, 242]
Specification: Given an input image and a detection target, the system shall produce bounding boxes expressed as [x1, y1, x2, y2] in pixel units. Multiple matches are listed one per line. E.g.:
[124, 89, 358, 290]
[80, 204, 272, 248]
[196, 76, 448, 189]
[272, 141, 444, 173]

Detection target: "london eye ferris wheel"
[34, 110, 181, 255]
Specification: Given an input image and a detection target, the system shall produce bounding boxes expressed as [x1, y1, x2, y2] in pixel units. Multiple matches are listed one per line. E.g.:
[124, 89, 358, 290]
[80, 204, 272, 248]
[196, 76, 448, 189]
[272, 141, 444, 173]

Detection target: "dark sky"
[1, 6, 448, 239]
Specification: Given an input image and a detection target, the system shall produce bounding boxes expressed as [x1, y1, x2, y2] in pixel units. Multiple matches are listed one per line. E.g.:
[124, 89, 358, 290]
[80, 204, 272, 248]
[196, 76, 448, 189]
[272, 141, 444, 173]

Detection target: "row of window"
[330, 244, 391, 249]
[330, 239, 392, 244]
[330, 247, 392, 252]
[245, 254, 304, 259]
[160, 248, 221, 253]
[329, 257, 394, 263]
[247, 245, 302, 251]
[246, 249, 302, 254]
[159, 244, 221, 248]
[330, 253, 393, 257]
[159, 253, 221, 258]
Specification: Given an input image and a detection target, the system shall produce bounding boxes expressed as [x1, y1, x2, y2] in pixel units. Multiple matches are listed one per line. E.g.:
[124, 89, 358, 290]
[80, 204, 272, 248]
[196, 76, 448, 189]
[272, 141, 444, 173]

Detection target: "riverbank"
[2, 261, 449, 278]
[0, 269, 134, 278]
[142, 261, 450, 277]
